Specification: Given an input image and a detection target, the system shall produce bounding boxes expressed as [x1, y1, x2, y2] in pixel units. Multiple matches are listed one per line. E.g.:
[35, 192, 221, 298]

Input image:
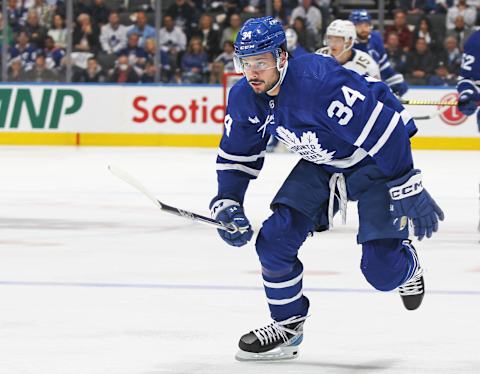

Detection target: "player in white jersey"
[316, 20, 380, 80]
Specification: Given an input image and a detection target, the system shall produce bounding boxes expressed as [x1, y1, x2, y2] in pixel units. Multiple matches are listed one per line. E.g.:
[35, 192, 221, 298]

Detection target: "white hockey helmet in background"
[285, 28, 298, 51]
[325, 20, 356, 51]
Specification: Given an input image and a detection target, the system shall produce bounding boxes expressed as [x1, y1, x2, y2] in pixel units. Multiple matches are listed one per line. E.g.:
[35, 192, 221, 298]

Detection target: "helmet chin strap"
[333, 40, 353, 62]
[266, 51, 289, 95]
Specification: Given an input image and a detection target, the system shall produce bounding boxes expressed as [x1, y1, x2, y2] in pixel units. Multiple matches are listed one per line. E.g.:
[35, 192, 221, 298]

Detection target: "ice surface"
[0, 146, 479, 374]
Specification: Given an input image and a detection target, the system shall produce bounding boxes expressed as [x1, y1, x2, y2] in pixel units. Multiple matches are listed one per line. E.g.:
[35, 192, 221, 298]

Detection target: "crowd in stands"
[0, 0, 479, 85]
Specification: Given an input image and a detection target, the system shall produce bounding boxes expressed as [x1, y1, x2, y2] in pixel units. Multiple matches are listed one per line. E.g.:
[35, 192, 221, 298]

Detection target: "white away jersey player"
[316, 47, 380, 79]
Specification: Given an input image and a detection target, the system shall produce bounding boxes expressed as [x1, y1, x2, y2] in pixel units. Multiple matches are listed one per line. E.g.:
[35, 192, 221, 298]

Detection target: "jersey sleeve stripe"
[218, 149, 266, 162]
[400, 109, 413, 126]
[368, 111, 400, 157]
[354, 101, 384, 147]
[216, 163, 261, 177]
[385, 74, 404, 85]
[457, 79, 480, 93]
[379, 61, 391, 71]
[379, 54, 388, 64]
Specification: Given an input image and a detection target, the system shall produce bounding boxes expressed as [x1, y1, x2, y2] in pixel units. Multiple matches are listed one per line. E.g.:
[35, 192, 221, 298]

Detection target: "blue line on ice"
[0, 280, 479, 295]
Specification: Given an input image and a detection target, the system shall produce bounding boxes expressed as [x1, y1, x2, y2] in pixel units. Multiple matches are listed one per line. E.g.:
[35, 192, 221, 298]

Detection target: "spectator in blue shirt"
[127, 11, 155, 48]
[117, 32, 147, 67]
[181, 36, 208, 83]
[10, 31, 38, 71]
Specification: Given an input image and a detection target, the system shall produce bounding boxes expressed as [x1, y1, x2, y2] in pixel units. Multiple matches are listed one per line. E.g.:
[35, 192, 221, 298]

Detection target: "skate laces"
[398, 267, 424, 296]
[253, 315, 306, 347]
[328, 173, 347, 228]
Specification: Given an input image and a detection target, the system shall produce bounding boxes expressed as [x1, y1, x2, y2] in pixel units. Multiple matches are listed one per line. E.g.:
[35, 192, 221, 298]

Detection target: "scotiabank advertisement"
[0, 84, 224, 134]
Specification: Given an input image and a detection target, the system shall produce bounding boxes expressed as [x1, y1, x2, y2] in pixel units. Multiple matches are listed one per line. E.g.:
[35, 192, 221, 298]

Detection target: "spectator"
[399, 0, 427, 13]
[9, 31, 37, 71]
[286, 28, 308, 57]
[73, 13, 100, 53]
[166, 0, 197, 36]
[384, 9, 413, 51]
[272, 0, 291, 25]
[100, 10, 128, 54]
[412, 16, 440, 52]
[446, 0, 477, 30]
[190, 13, 221, 62]
[220, 13, 242, 46]
[144, 38, 172, 81]
[140, 59, 157, 83]
[385, 32, 408, 74]
[159, 14, 187, 71]
[127, 11, 156, 48]
[181, 36, 208, 83]
[90, 0, 110, 27]
[7, 0, 27, 32]
[48, 14, 67, 49]
[428, 61, 457, 85]
[446, 15, 473, 49]
[210, 40, 235, 83]
[117, 33, 147, 67]
[74, 56, 106, 82]
[43, 35, 65, 69]
[438, 36, 462, 75]
[292, 16, 316, 52]
[109, 54, 139, 83]
[243, 0, 265, 14]
[290, 0, 322, 36]
[405, 37, 436, 85]
[29, 0, 54, 28]
[22, 10, 48, 48]
[7, 57, 25, 82]
[23, 53, 60, 82]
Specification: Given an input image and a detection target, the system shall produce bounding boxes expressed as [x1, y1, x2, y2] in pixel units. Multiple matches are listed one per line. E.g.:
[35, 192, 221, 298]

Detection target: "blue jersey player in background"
[457, 30, 480, 129]
[210, 16, 444, 361]
[349, 9, 408, 97]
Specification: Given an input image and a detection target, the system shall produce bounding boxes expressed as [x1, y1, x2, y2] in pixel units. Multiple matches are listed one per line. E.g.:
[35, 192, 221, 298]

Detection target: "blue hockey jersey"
[216, 54, 417, 203]
[457, 30, 480, 101]
[354, 31, 405, 90]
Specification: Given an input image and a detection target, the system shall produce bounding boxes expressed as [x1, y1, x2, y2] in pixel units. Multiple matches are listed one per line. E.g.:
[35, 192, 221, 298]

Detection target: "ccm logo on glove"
[389, 173, 423, 200]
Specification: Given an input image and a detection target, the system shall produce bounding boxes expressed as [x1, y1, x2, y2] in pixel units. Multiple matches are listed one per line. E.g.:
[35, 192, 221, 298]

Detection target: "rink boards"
[0, 83, 478, 150]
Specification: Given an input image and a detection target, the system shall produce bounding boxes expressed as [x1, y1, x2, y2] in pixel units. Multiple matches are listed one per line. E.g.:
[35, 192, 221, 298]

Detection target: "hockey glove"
[391, 81, 408, 97]
[210, 199, 253, 247]
[387, 169, 444, 241]
[458, 91, 477, 116]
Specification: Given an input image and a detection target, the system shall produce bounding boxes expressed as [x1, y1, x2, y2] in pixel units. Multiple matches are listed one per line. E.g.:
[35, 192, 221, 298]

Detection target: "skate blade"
[235, 345, 300, 362]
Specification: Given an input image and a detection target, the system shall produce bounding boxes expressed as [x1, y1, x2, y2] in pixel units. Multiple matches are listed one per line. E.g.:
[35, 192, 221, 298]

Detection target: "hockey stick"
[401, 99, 458, 106]
[108, 165, 238, 233]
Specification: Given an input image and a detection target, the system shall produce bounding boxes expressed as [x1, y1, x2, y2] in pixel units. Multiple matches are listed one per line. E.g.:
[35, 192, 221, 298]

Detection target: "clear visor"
[233, 55, 278, 74]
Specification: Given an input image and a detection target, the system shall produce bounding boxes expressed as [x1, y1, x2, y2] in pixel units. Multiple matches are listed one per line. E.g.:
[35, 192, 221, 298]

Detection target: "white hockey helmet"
[285, 28, 298, 51]
[325, 20, 356, 51]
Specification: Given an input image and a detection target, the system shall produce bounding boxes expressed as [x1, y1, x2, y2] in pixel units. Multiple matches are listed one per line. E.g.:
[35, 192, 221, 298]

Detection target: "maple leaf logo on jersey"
[276, 126, 336, 164]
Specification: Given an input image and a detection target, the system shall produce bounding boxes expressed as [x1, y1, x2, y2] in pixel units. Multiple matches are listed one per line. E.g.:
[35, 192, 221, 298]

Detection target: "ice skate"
[398, 241, 425, 311]
[235, 315, 306, 361]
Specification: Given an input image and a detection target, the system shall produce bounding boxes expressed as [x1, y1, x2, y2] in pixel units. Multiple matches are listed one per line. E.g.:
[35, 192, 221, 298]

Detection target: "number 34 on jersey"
[327, 85, 365, 126]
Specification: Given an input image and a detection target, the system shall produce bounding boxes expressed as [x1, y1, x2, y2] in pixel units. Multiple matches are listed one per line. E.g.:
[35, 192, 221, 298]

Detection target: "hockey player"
[316, 19, 380, 80]
[210, 17, 443, 361]
[349, 9, 408, 97]
[457, 30, 480, 127]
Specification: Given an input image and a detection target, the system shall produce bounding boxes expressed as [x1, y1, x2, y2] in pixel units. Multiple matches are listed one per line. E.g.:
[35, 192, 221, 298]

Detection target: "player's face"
[241, 53, 280, 94]
[327, 35, 346, 57]
[355, 22, 371, 41]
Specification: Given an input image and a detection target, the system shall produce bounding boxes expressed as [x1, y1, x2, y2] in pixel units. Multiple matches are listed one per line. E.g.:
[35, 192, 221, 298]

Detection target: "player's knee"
[256, 205, 313, 274]
[360, 238, 407, 292]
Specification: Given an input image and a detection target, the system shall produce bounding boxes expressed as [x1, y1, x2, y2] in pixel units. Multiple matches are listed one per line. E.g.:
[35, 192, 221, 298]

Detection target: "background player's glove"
[390, 81, 408, 97]
[210, 198, 253, 247]
[458, 91, 477, 116]
[387, 169, 444, 241]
